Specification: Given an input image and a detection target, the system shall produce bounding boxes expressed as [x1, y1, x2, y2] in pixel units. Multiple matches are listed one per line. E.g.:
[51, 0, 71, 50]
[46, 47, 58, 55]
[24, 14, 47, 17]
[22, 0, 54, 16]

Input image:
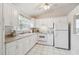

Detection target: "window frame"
[18, 14, 32, 30]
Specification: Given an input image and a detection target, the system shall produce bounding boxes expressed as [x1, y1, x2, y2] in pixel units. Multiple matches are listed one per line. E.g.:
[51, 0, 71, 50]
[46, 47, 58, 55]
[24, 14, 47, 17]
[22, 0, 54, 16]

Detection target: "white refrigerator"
[54, 19, 69, 49]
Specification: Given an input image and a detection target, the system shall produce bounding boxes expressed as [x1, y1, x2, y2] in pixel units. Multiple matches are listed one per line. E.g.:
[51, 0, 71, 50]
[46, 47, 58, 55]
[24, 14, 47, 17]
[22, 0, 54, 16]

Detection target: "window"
[18, 15, 34, 30]
[74, 15, 79, 34]
[75, 19, 79, 33]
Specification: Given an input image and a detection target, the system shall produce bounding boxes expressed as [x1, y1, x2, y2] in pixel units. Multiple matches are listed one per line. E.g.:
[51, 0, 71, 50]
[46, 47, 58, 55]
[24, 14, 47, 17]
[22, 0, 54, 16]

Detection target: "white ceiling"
[13, 3, 79, 18]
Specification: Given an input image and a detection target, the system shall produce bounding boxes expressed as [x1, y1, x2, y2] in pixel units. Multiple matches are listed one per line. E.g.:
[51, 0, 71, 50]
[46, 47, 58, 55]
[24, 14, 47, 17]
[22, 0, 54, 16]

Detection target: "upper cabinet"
[0, 4, 2, 27]
[0, 3, 3, 55]
[4, 4, 18, 27]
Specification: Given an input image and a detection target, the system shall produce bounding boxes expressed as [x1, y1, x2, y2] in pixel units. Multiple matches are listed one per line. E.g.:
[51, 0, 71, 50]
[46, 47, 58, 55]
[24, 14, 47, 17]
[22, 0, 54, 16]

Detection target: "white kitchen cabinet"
[47, 34, 53, 45]
[6, 34, 37, 55]
[29, 35, 37, 48]
[4, 4, 18, 27]
[17, 34, 37, 55]
[0, 3, 3, 55]
[6, 41, 17, 55]
[24, 34, 37, 54]
[5, 38, 29, 55]
[54, 31, 68, 49]
[17, 37, 30, 55]
[16, 39, 24, 55]
[0, 3, 5, 55]
[4, 4, 12, 26]
[33, 34, 38, 43]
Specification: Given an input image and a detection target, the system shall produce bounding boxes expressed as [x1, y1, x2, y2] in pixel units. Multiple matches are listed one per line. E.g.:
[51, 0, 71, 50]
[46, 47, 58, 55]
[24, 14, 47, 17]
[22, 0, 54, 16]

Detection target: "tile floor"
[27, 44, 71, 55]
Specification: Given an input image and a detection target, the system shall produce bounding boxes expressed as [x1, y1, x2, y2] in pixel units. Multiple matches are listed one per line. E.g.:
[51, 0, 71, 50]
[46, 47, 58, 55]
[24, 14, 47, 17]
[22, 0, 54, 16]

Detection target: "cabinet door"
[17, 38, 30, 55]
[4, 4, 12, 26]
[22, 38, 30, 54]
[0, 3, 5, 55]
[6, 41, 17, 55]
[55, 31, 68, 49]
[17, 35, 37, 55]
[47, 34, 53, 45]
[17, 39, 24, 55]
[29, 36, 35, 49]
[10, 6, 18, 29]
[4, 4, 18, 27]
[33, 34, 37, 44]
[0, 3, 2, 55]
[27, 35, 37, 51]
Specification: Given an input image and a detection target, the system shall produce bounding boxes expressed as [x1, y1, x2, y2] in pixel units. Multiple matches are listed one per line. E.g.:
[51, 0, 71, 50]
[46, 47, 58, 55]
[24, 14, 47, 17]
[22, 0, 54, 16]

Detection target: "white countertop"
[5, 33, 36, 44]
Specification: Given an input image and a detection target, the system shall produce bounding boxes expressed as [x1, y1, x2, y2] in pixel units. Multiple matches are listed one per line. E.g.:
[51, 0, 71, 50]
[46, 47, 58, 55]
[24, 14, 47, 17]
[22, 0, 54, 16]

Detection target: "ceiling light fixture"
[40, 3, 51, 10]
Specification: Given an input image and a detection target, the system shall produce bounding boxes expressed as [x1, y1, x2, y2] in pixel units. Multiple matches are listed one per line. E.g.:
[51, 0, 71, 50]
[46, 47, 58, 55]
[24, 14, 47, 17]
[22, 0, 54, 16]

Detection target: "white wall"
[68, 5, 79, 54]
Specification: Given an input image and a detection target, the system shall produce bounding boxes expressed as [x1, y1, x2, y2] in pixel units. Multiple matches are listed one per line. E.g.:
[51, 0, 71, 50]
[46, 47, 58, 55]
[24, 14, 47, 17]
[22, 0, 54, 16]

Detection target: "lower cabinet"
[29, 34, 37, 48]
[6, 41, 17, 55]
[47, 34, 53, 45]
[17, 37, 31, 55]
[6, 34, 37, 55]
[17, 38, 26, 55]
